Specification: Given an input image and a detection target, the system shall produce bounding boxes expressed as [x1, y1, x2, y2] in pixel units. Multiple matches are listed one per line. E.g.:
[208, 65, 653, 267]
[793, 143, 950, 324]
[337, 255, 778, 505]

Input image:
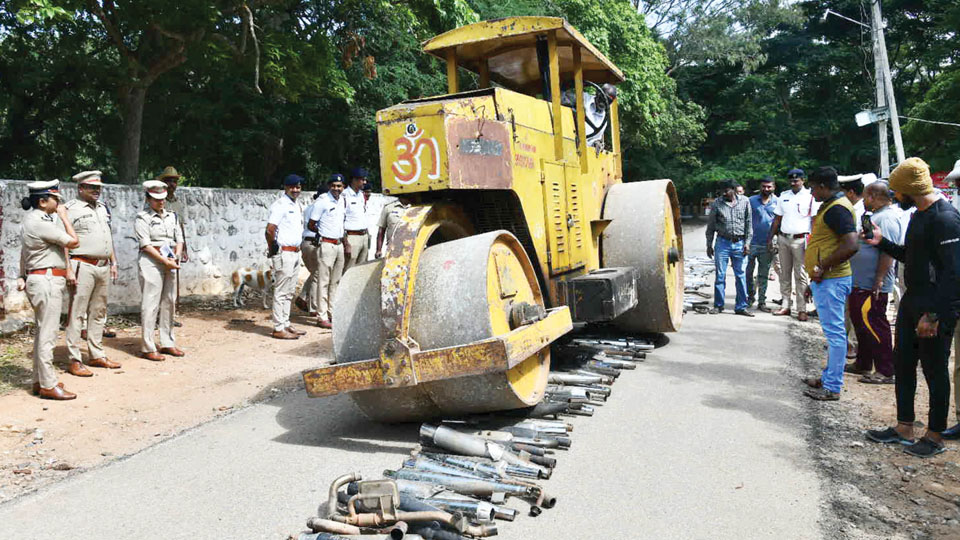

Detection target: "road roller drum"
[332, 231, 555, 422]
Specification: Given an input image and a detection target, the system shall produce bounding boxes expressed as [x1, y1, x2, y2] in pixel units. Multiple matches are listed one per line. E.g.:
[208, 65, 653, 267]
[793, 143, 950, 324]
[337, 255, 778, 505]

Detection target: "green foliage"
[10, 0, 953, 201]
[902, 68, 960, 172]
[467, 0, 706, 181]
[12, 0, 72, 24]
[0, 0, 702, 190]
[671, 0, 960, 201]
[640, 0, 802, 73]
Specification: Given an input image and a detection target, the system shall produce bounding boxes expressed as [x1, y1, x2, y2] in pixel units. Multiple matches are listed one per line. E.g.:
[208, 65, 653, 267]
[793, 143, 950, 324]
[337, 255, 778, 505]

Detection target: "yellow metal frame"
[303, 306, 572, 398]
[423, 16, 625, 88]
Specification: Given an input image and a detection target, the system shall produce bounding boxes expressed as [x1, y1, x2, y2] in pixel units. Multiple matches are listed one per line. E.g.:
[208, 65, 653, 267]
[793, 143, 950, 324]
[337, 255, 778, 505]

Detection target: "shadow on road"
[645, 318, 805, 433]
[267, 390, 418, 455]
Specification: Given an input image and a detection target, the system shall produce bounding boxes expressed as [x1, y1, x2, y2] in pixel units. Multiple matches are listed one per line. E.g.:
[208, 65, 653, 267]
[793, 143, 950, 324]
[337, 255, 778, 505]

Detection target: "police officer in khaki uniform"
[342, 167, 369, 271]
[158, 166, 189, 261]
[18, 180, 80, 400]
[375, 196, 411, 258]
[295, 188, 322, 316]
[135, 180, 185, 361]
[64, 171, 121, 376]
[158, 166, 188, 328]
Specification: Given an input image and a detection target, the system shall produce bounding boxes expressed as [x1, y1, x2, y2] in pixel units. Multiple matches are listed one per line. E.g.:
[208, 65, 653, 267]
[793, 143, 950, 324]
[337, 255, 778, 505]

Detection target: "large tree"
[11, 0, 267, 182]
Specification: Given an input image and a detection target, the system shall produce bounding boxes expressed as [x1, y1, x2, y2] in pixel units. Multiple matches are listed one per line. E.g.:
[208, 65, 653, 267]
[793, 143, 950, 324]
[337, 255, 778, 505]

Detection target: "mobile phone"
[861, 214, 873, 240]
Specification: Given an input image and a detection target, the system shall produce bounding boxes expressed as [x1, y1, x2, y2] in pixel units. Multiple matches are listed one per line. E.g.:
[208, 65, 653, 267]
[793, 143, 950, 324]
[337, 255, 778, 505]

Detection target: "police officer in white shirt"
[308, 174, 348, 329]
[768, 168, 815, 321]
[342, 167, 369, 271]
[265, 174, 305, 340]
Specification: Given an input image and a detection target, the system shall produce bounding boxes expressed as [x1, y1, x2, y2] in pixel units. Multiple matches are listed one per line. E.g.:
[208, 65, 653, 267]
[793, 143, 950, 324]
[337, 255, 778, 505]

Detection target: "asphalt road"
[0, 221, 822, 540]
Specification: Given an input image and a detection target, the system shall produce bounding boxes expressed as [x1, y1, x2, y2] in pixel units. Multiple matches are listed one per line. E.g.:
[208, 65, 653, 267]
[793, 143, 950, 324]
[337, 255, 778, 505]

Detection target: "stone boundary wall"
[0, 180, 389, 334]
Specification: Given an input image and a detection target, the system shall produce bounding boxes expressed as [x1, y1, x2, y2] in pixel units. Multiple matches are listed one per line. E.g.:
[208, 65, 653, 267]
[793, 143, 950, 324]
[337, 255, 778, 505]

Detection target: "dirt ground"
[0, 300, 331, 503]
[786, 316, 960, 540]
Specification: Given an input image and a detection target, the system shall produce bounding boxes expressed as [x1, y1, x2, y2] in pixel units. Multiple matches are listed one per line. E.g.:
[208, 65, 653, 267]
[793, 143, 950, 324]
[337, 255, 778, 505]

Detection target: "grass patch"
[0, 343, 30, 396]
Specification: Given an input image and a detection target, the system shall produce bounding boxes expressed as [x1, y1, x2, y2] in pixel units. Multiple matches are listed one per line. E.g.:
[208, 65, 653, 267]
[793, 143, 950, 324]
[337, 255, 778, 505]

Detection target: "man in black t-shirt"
[864, 157, 960, 458]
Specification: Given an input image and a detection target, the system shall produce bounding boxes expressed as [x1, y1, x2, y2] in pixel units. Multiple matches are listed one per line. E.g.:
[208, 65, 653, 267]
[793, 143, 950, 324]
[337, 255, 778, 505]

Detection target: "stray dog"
[232, 266, 274, 308]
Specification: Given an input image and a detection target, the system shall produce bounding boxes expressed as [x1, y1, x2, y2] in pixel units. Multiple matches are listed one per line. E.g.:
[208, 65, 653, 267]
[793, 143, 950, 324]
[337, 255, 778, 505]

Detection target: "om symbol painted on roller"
[391, 122, 440, 185]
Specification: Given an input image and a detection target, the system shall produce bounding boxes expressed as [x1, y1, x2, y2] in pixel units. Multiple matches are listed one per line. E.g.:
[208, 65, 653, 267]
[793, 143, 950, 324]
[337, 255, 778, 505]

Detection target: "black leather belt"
[720, 234, 746, 242]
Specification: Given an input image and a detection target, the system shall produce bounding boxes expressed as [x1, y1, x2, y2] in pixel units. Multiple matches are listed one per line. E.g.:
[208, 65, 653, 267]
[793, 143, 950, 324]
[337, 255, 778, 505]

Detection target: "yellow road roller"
[302, 16, 683, 421]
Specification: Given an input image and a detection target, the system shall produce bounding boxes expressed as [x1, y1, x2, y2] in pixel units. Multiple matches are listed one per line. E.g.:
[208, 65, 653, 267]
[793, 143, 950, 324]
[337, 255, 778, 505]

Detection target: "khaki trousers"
[343, 233, 368, 272]
[139, 255, 177, 353]
[66, 261, 110, 362]
[777, 234, 809, 312]
[26, 272, 65, 389]
[317, 242, 345, 322]
[271, 250, 301, 331]
[298, 240, 320, 313]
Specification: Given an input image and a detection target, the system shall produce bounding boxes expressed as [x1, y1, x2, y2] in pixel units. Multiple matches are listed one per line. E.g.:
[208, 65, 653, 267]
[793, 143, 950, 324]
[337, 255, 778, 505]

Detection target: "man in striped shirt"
[706, 180, 754, 316]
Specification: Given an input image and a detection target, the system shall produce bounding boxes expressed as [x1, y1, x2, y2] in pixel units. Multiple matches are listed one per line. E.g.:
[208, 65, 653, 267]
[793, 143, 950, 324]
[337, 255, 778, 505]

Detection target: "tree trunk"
[118, 85, 147, 183]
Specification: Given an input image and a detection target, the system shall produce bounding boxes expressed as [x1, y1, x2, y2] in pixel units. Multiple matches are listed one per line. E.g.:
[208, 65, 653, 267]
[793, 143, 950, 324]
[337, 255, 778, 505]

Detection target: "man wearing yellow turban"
[864, 157, 960, 458]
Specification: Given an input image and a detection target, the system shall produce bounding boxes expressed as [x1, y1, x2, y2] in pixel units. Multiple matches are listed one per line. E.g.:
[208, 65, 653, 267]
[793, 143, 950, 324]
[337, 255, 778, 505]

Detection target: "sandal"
[844, 364, 870, 375]
[859, 374, 895, 384]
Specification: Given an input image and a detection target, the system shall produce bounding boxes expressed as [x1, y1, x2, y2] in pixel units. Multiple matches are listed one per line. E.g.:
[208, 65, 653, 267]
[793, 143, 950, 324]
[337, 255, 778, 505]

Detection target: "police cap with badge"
[72, 170, 104, 187]
[143, 180, 168, 199]
[21, 179, 62, 210]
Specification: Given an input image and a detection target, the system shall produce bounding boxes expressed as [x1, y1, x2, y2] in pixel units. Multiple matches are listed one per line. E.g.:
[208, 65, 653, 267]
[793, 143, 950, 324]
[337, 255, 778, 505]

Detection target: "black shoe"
[804, 387, 839, 401]
[942, 424, 960, 441]
[771, 298, 783, 305]
[735, 309, 755, 317]
[865, 427, 914, 445]
[904, 437, 946, 458]
[708, 307, 723, 314]
[758, 304, 772, 313]
[173, 320, 183, 328]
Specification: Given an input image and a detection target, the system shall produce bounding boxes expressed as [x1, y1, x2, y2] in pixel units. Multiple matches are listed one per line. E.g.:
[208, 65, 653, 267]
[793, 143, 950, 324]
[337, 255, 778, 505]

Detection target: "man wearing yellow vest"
[801, 167, 859, 401]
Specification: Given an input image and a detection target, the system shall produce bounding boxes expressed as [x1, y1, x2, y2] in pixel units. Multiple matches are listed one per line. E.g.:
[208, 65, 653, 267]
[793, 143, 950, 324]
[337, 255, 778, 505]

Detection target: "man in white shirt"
[308, 174, 348, 329]
[265, 174, 305, 340]
[295, 189, 321, 316]
[768, 168, 815, 321]
[342, 167, 370, 271]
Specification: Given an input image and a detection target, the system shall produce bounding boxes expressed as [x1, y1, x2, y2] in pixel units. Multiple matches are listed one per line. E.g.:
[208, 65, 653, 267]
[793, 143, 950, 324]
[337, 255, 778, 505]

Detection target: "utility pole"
[870, 11, 889, 177]
[870, 0, 905, 174]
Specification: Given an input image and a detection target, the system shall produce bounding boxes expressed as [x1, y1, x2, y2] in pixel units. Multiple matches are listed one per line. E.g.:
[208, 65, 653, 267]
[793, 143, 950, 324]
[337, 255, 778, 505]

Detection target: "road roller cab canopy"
[422, 17, 625, 94]
[422, 16, 625, 170]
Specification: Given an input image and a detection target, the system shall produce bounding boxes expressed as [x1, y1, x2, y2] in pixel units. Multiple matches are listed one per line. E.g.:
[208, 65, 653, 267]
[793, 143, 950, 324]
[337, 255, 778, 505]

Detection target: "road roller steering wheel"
[583, 81, 611, 141]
